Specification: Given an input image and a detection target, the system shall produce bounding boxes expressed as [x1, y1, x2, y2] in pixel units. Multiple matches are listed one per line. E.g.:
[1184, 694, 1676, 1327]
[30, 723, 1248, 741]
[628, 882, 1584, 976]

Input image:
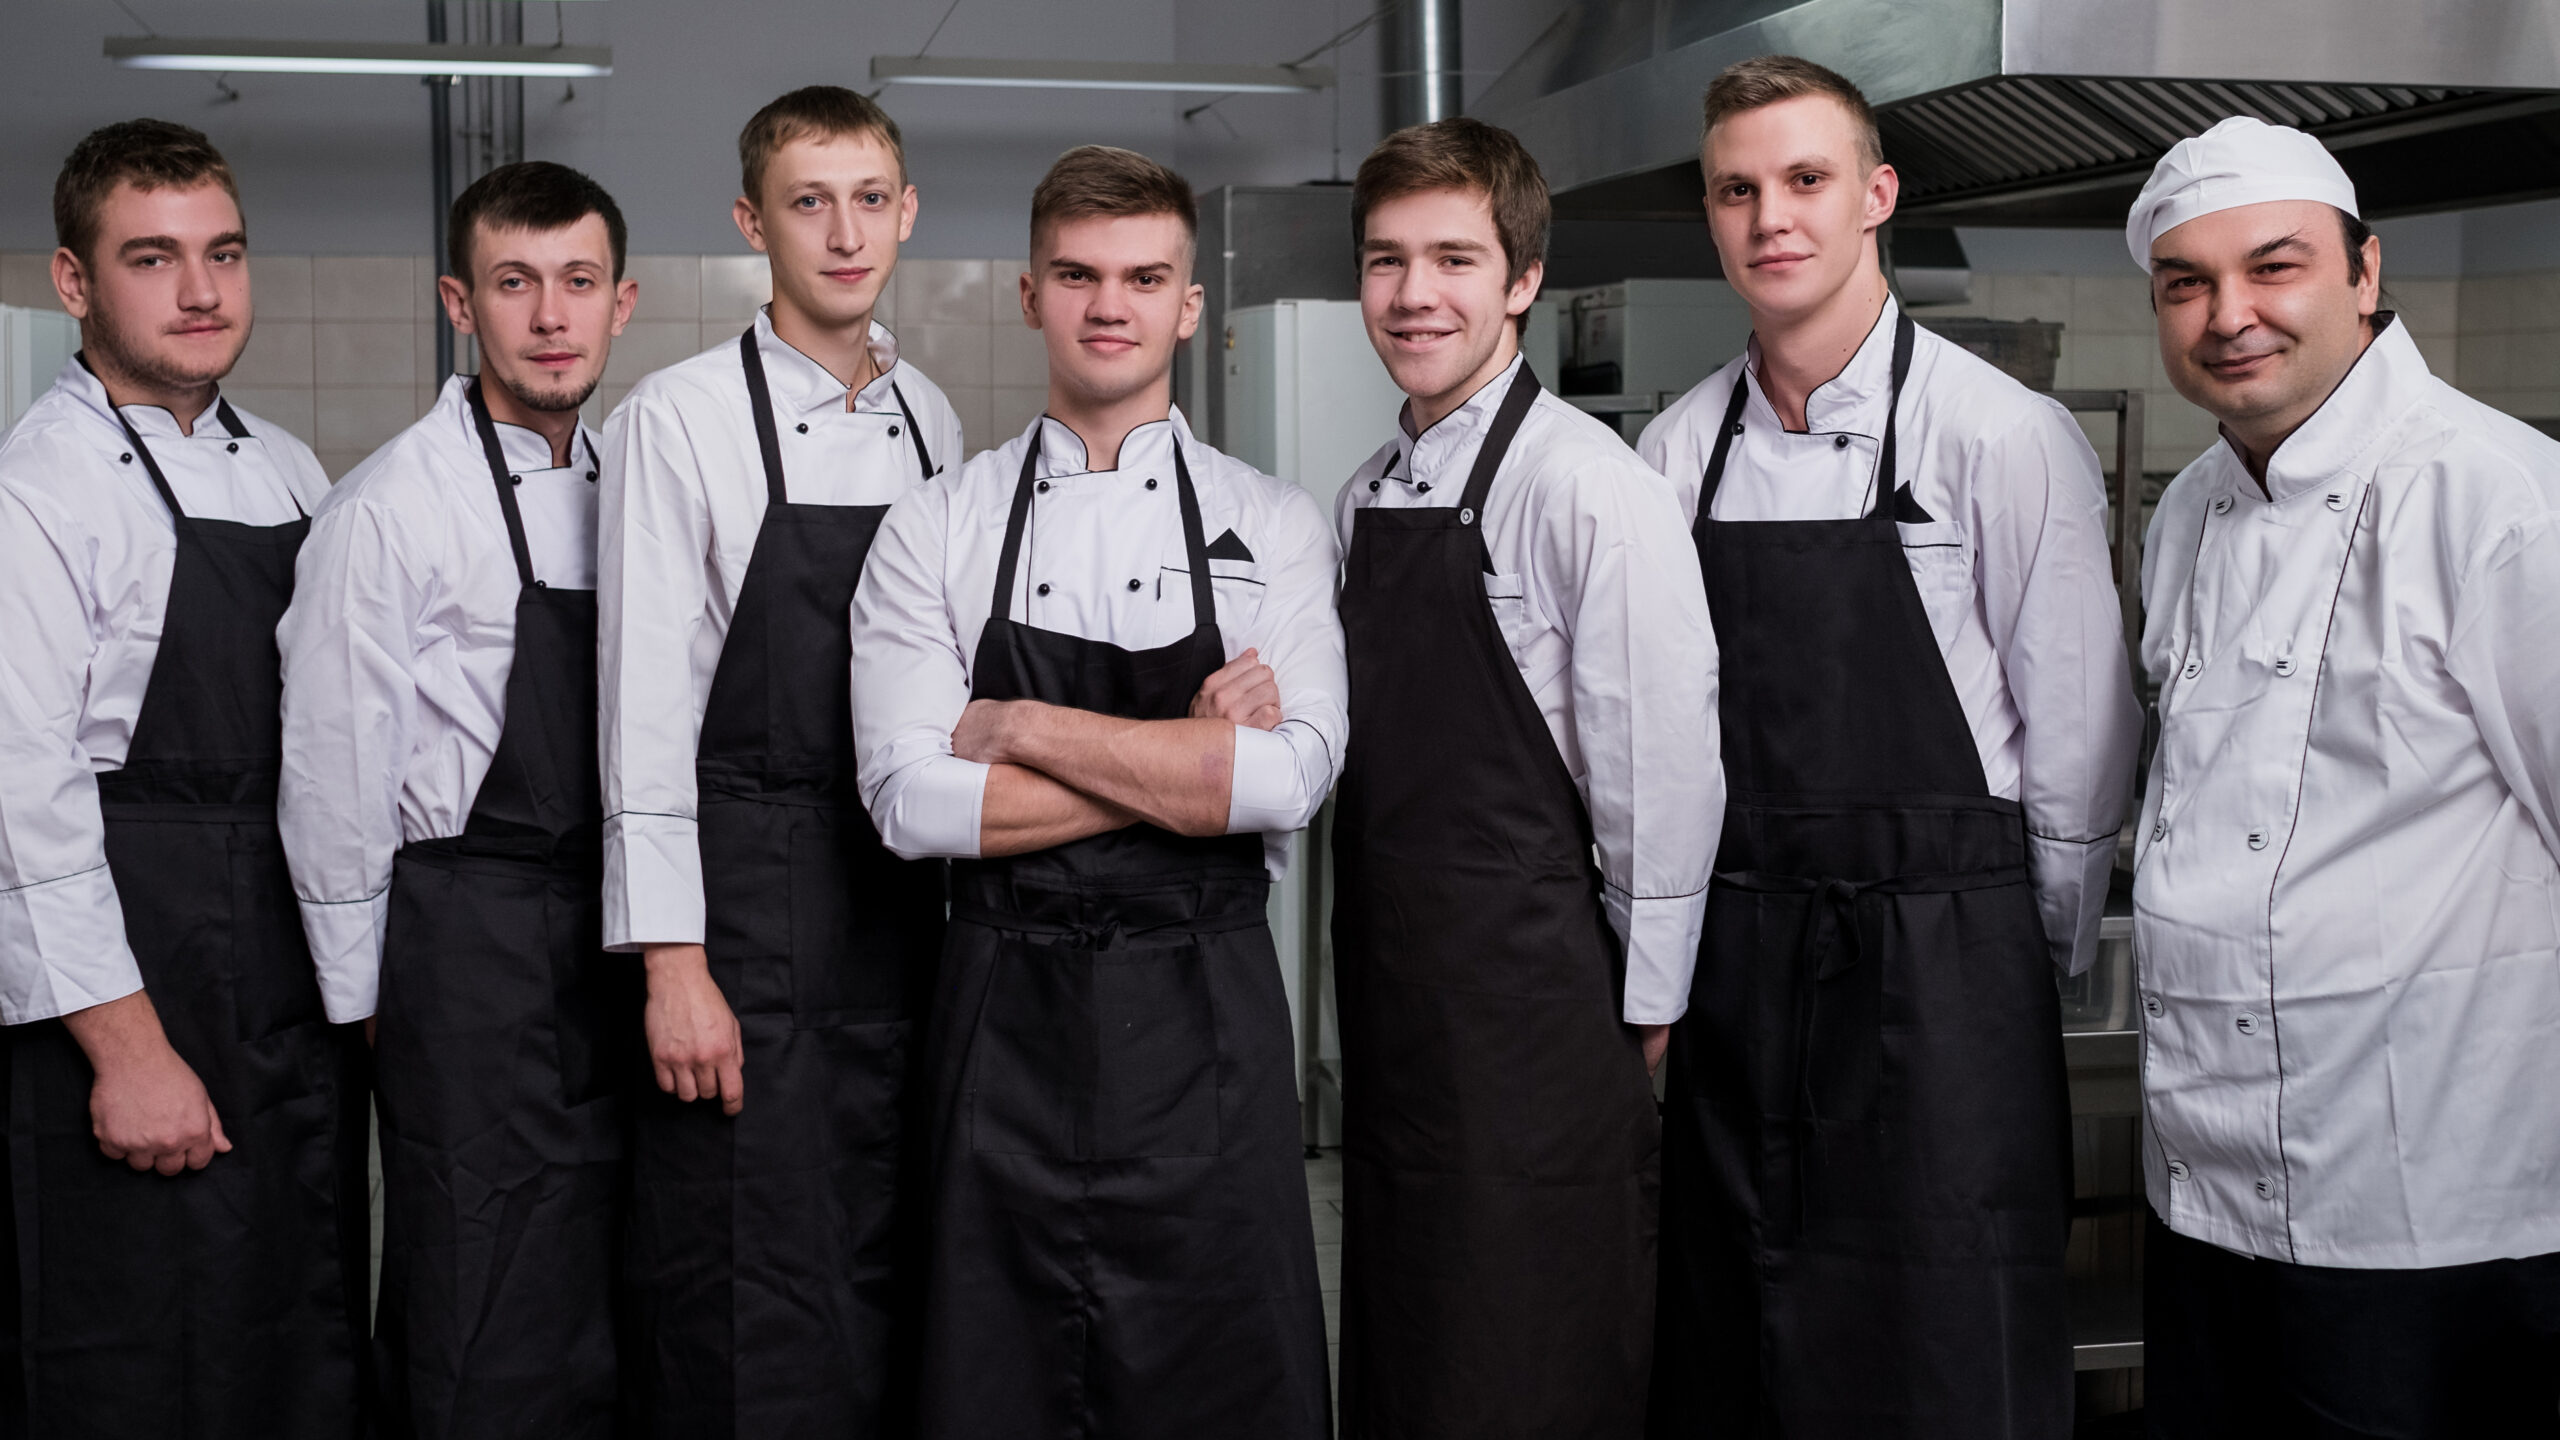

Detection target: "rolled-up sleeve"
[1226, 482, 1346, 836]
[851, 478, 989, 860]
[1538, 452, 1723, 1025]
[1975, 403, 2141, 975]
[598, 391, 713, 950]
[277, 492, 424, 1022]
[0, 480, 142, 1025]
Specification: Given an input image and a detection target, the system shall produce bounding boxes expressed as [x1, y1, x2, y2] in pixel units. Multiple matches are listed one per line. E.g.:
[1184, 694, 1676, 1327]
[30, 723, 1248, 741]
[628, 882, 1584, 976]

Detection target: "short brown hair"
[739, 86, 907, 204]
[1702, 55, 1883, 170]
[53, 119, 241, 266]
[1029, 146, 1197, 260]
[450, 161, 628, 284]
[1351, 117, 1549, 288]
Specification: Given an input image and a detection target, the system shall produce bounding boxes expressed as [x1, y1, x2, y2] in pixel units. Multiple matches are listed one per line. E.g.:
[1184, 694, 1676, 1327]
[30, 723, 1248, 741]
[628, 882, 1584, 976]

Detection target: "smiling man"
[852, 145, 1342, 1438]
[598, 86, 960, 1435]
[276, 161, 636, 1438]
[0, 120, 363, 1435]
[1330, 117, 1719, 1439]
[1638, 57, 2138, 1438]
[2130, 117, 2560, 1436]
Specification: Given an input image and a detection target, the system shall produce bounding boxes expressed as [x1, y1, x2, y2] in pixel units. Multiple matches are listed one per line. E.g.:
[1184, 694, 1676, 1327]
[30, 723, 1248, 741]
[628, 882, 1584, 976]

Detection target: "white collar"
[750, 308, 906, 417]
[1397, 353, 1527, 487]
[435, 373, 596, 475]
[59, 353, 229, 441]
[1742, 294, 1900, 436]
[1028, 407, 1194, 479]
[2232, 314, 2425, 504]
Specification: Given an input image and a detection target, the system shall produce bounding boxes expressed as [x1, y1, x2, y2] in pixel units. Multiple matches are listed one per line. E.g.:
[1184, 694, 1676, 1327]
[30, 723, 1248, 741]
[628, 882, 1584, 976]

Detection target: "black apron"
[1333, 366, 1661, 1440]
[915, 431, 1328, 1440]
[623, 330, 945, 1439]
[1, 383, 372, 1437]
[1650, 312, 2074, 1438]
[373, 382, 634, 1439]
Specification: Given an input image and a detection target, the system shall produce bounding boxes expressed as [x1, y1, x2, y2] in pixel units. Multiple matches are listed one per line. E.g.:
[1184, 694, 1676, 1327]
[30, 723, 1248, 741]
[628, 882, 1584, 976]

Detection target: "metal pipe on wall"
[427, 1, 453, 384]
[1378, 0, 1462, 132]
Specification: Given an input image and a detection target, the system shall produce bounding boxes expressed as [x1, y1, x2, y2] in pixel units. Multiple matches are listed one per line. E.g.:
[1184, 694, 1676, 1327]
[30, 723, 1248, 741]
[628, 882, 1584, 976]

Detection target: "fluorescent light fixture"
[870, 56, 1329, 94]
[106, 37, 612, 77]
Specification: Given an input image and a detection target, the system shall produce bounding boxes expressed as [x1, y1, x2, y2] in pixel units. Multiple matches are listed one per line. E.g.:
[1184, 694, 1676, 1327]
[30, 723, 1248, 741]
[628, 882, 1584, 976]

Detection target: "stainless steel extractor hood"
[1474, 0, 2560, 225]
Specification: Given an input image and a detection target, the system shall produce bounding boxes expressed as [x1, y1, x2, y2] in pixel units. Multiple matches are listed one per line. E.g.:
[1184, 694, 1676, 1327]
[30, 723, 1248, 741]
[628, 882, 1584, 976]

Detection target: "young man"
[2130, 117, 2560, 1435]
[1639, 57, 2139, 1437]
[1331, 118, 1719, 1439]
[0, 120, 366, 1435]
[598, 86, 959, 1436]
[851, 145, 1341, 1438]
[277, 161, 637, 1438]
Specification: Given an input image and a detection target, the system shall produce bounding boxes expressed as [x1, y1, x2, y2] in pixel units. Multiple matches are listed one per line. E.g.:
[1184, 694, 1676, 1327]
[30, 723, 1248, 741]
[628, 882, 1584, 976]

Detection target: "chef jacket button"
[2152, 820, 2167, 841]
[888, 424, 900, 438]
[2247, 830, 2268, 850]
[2167, 1160, 2190, 1182]
[120, 453, 133, 464]
[1037, 480, 1051, 494]
[1417, 481, 1432, 494]
[533, 579, 548, 589]
[1368, 480, 1380, 492]
[1730, 420, 1744, 436]
[795, 423, 808, 434]
[1036, 583, 1051, 597]
[2182, 660, 2201, 679]
[586, 471, 597, 481]
[1146, 478, 1157, 490]
[225, 441, 239, 453]
[2326, 492, 2347, 510]
[1127, 578, 1141, 592]
[2256, 1178, 2275, 1199]
[2236, 1012, 2260, 1035]
[2143, 995, 2164, 1018]
[2275, 657, 2296, 677]
[2213, 496, 2232, 514]
[509, 474, 522, 486]
[1833, 434, 1849, 450]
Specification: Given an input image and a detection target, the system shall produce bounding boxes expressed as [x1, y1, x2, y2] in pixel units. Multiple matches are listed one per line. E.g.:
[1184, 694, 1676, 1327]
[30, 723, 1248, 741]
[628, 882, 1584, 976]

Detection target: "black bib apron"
[623, 331, 946, 1439]
[372, 382, 634, 1438]
[915, 433, 1328, 1440]
[1, 384, 372, 1437]
[1332, 366, 1661, 1440]
[1649, 313, 2073, 1438]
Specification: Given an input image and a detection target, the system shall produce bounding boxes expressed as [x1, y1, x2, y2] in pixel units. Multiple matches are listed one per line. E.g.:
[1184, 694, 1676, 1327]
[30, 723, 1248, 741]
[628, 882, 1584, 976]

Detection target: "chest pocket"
[1896, 518, 1971, 606]
[1158, 558, 1266, 637]
[1484, 570, 1561, 689]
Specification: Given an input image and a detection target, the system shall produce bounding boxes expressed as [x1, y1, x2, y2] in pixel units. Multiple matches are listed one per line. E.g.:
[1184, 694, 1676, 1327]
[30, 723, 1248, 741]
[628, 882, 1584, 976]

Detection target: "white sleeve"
[0, 476, 142, 1024]
[1225, 482, 1347, 836]
[1973, 402, 2143, 975]
[1533, 449, 1723, 1024]
[2447, 495, 2560, 872]
[851, 479, 989, 860]
[598, 391, 715, 950]
[277, 491, 425, 1023]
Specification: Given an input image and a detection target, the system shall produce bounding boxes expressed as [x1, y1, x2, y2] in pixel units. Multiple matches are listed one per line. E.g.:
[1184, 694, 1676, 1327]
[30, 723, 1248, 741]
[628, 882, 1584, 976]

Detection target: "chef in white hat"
[2132, 114, 2560, 1435]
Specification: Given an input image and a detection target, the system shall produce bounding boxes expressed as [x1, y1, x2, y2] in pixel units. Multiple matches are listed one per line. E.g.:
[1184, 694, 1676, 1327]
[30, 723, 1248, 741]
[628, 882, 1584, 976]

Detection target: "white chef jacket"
[854, 409, 1346, 879]
[1341, 356, 1721, 1026]
[276, 376, 600, 1023]
[2136, 314, 2560, 1270]
[599, 311, 960, 951]
[0, 356, 329, 1025]
[1642, 297, 2141, 977]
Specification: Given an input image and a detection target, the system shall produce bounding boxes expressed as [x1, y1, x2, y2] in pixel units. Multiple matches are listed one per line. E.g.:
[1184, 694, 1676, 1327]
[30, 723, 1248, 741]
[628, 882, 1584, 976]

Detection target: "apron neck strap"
[990, 423, 1218, 631]
[1696, 307, 1917, 523]
[887, 378, 937, 481]
[88, 355, 297, 525]
[1453, 363, 1543, 526]
[738, 327, 791, 507]
[465, 376, 542, 590]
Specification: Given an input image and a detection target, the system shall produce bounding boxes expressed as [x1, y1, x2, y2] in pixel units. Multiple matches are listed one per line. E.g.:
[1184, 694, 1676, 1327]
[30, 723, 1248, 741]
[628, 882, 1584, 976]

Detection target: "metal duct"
[1381, 0, 1464, 132]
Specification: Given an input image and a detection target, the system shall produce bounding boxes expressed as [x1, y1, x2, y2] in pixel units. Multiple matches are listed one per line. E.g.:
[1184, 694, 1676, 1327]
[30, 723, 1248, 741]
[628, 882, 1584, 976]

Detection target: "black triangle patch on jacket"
[1891, 485, 1936, 523]
[1204, 529, 1255, 562]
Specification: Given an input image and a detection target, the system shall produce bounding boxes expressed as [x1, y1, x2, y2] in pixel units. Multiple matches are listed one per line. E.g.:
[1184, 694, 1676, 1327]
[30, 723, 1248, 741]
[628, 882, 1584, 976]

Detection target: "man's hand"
[1190, 648, 1282, 731]
[952, 698, 1029, 766]
[643, 943, 745, 1116]
[61, 991, 230, 1175]
[1637, 1023, 1670, 1077]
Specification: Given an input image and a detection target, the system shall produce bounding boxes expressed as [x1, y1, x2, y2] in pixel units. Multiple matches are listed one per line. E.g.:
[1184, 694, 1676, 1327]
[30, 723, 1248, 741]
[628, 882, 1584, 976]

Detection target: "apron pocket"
[230, 830, 325, 1042]
[971, 934, 1223, 1160]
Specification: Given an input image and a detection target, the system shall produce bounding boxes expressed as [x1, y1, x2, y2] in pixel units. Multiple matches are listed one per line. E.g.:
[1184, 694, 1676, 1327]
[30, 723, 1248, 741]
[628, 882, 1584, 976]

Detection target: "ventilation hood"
[1475, 0, 2560, 225]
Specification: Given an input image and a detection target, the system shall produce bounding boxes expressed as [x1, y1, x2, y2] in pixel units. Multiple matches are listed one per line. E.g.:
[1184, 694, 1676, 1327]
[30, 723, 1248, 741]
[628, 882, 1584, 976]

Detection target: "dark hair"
[448, 161, 627, 283]
[2340, 208, 2375, 286]
[54, 119, 240, 265]
[739, 86, 907, 204]
[1029, 145, 1197, 258]
[1702, 54, 1884, 171]
[1352, 117, 1550, 288]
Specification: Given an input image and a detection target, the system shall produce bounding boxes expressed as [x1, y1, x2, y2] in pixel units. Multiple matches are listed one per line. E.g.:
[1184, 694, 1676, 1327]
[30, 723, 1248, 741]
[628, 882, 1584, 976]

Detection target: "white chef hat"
[2124, 115, 2359, 271]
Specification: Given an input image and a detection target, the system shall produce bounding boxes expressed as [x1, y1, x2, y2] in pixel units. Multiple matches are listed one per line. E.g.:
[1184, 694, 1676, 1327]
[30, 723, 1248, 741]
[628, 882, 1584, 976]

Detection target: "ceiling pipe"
[1379, 0, 1462, 133]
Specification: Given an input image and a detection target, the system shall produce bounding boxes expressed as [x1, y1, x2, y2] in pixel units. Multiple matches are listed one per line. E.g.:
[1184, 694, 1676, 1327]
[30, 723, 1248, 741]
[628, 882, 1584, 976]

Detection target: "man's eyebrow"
[117, 234, 180, 257]
[2248, 230, 2315, 260]
[1708, 154, 1834, 186]
[2150, 255, 2198, 273]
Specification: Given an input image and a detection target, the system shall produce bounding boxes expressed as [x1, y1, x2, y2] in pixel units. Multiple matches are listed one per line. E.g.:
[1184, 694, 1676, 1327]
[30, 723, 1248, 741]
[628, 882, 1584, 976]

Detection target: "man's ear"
[50, 247, 92, 321]
[437, 272, 477, 336]
[732, 196, 769, 255]
[1176, 281, 1205, 343]
[1863, 161, 1901, 232]
[1506, 258, 1546, 317]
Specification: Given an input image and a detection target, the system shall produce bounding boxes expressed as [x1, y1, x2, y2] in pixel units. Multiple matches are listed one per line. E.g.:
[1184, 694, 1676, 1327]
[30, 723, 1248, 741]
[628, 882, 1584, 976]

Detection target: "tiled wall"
[1908, 272, 2466, 472]
[0, 252, 1050, 477]
[6, 250, 2549, 480]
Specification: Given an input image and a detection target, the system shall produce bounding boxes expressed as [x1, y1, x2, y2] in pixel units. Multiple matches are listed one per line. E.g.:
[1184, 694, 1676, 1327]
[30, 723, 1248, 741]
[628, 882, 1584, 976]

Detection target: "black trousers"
[2146, 1209, 2560, 1438]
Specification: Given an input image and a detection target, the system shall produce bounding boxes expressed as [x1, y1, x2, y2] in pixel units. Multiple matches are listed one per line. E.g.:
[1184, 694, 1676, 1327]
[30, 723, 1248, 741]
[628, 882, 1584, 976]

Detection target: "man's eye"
[796, 196, 821, 209]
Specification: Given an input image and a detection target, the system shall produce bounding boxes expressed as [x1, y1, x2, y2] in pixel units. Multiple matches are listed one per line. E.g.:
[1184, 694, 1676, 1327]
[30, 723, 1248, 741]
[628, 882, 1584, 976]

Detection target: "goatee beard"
[507, 375, 600, 413]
